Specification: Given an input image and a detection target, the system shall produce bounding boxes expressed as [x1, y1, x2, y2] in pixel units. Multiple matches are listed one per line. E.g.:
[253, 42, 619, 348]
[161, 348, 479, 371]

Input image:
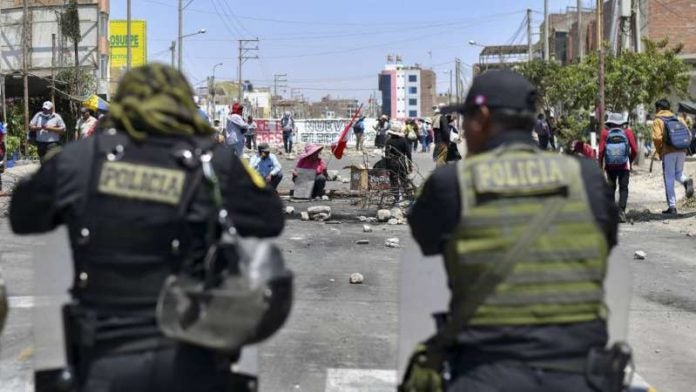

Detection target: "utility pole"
[577, 0, 583, 59]
[22, 0, 29, 153]
[237, 39, 259, 103]
[527, 8, 533, 61]
[597, 0, 605, 129]
[544, 0, 550, 61]
[448, 69, 453, 104]
[170, 41, 176, 68]
[177, 0, 183, 70]
[126, 0, 131, 70]
[273, 73, 287, 117]
[51, 33, 56, 104]
[633, 0, 641, 53]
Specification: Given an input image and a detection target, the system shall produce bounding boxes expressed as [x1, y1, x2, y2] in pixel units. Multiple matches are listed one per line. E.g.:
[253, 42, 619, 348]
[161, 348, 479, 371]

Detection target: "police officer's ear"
[465, 105, 492, 135]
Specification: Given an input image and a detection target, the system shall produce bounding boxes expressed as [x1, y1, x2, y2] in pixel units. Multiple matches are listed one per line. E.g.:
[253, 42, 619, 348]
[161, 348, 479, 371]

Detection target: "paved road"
[2, 149, 695, 391]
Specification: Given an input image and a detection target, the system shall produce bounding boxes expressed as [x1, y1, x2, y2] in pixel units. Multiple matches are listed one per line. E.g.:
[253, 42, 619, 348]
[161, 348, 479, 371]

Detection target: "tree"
[60, 0, 81, 92]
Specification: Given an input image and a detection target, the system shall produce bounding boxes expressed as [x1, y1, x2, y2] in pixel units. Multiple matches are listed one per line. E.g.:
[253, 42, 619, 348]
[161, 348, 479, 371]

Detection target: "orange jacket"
[652, 110, 689, 158]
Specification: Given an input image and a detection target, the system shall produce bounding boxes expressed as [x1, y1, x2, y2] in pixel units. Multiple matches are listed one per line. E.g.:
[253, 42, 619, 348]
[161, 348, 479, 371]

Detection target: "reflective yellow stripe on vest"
[445, 144, 609, 326]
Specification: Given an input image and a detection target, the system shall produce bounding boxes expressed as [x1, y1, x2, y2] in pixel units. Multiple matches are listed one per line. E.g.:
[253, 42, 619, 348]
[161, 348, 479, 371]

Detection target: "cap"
[443, 70, 537, 114]
[605, 112, 628, 126]
[258, 142, 271, 152]
[80, 107, 90, 114]
[42, 101, 54, 110]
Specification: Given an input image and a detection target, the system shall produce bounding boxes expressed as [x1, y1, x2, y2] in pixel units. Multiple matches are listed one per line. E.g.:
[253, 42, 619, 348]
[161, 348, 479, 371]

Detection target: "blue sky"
[111, 0, 589, 101]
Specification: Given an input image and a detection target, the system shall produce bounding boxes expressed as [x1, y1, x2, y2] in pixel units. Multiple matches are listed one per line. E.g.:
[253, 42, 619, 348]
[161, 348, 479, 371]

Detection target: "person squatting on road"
[225, 102, 249, 156]
[598, 112, 638, 223]
[281, 111, 295, 154]
[9, 64, 286, 392]
[404, 70, 628, 392]
[293, 144, 328, 198]
[652, 98, 694, 215]
[385, 124, 413, 201]
[250, 142, 283, 190]
[29, 100, 66, 161]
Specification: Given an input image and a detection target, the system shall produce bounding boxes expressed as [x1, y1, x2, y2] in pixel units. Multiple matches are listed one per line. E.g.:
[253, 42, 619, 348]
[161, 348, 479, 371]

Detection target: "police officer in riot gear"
[10, 64, 285, 391]
[405, 70, 625, 391]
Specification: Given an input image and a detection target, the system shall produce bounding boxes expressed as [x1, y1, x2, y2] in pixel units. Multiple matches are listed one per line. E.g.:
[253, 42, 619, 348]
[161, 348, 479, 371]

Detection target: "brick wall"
[647, 0, 696, 55]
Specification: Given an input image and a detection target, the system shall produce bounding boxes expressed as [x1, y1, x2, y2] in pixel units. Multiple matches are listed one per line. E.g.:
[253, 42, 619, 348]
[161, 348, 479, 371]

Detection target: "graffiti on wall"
[245, 118, 379, 148]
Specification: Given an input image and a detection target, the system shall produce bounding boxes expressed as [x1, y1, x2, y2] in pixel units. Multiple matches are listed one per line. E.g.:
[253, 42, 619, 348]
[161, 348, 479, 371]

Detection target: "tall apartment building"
[378, 56, 437, 120]
[0, 0, 110, 98]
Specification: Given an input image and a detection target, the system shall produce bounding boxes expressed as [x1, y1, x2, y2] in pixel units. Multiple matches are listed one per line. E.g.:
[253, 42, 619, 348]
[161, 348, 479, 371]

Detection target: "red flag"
[331, 103, 364, 159]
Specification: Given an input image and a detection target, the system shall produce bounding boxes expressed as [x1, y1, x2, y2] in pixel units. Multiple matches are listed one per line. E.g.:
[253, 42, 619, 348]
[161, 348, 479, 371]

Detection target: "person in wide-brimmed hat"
[598, 112, 637, 222]
[385, 123, 412, 201]
[292, 144, 329, 198]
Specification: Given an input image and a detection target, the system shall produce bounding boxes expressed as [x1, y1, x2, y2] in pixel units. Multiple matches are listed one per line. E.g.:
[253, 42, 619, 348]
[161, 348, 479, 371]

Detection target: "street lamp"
[468, 40, 484, 47]
[176, 28, 206, 70]
[211, 62, 223, 120]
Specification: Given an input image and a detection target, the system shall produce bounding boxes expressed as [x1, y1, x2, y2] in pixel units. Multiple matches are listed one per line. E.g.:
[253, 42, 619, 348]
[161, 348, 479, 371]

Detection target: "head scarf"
[231, 103, 243, 115]
[107, 64, 214, 141]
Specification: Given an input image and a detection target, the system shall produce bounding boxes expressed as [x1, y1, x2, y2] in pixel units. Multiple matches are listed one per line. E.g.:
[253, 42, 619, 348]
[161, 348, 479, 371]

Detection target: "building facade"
[378, 58, 437, 120]
[0, 0, 110, 98]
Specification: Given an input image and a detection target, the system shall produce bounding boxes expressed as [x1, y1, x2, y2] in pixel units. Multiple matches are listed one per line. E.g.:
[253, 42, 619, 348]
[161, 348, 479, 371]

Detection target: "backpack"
[353, 120, 364, 133]
[604, 128, 629, 166]
[660, 116, 692, 149]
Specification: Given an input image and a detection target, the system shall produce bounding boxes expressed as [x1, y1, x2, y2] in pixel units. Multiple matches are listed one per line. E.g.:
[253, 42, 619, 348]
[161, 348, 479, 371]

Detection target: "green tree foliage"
[517, 38, 690, 145]
[60, 0, 81, 65]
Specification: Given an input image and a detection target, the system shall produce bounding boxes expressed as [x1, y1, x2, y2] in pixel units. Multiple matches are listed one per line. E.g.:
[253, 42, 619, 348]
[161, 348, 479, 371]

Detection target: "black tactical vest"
[69, 129, 210, 315]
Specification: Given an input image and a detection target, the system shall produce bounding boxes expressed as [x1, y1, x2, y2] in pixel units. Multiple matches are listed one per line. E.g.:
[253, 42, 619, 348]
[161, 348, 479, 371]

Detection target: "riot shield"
[397, 247, 449, 381]
[397, 243, 633, 381]
[30, 228, 259, 390]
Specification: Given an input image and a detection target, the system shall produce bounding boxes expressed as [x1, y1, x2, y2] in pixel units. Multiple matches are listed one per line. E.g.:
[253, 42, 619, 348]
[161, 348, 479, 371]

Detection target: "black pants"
[37, 141, 60, 162]
[538, 136, 550, 150]
[80, 344, 235, 392]
[268, 172, 283, 190]
[244, 134, 256, 150]
[606, 170, 630, 211]
[282, 130, 293, 153]
[312, 174, 326, 198]
[447, 361, 601, 392]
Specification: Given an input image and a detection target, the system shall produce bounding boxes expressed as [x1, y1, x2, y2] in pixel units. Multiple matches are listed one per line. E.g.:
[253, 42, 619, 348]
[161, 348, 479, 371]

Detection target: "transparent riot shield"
[397, 247, 449, 381]
[397, 243, 633, 381]
[30, 228, 258, 390]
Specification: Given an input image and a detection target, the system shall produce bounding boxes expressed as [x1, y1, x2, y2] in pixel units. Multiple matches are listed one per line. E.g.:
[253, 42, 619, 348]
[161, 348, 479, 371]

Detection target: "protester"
[245, 115, 258, 150]
[405, 69, 620, 392]
[75, 107, 98, 139]
[213, 119, 224, 143]
[433, 103, 450, 166]
[652, 98, 694, 215]
[224, 102, 248, 156]
[250, 142, 283, 189]
[418, 118, 431, 152]
[572, 140, 597, 159]
[534, 112, 550, 149]
[548, 114, 557, 150]
[281, 111, 295, 154]
[373, 115, 390, 148]
[384, 124, 412, 201]
[293, 144, 328, 198]
[446, 114, 462, 162]
[598, 112, 638, 222]
[28, 101, 66, 161]
[353, 114, 366, 151]
[405, 118, 419, 152]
